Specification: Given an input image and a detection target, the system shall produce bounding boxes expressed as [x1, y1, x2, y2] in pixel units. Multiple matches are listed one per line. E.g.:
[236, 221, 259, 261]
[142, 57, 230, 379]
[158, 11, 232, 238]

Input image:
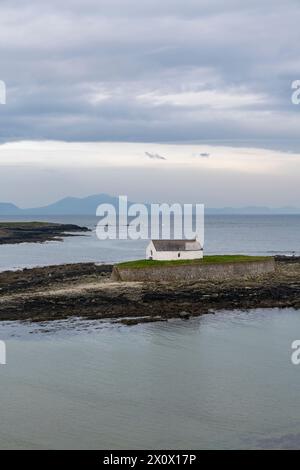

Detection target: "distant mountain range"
[0, 194, 299, 215]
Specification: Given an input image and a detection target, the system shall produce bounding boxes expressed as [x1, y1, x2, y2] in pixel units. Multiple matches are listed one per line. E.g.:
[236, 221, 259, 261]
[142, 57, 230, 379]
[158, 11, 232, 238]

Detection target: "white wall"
[146, 242, 203, 260]
[146, 241, 155, 259]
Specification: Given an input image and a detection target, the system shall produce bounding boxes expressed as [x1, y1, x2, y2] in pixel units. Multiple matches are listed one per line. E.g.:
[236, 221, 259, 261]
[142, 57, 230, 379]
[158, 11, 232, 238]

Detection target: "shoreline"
[0, 256, 299, 324]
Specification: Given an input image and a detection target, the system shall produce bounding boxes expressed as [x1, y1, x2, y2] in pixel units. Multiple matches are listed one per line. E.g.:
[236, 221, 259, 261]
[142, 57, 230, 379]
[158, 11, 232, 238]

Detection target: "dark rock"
[0, 258, 300, 324]
[179, 311, 190, 319]
[0, 222, 90, 245]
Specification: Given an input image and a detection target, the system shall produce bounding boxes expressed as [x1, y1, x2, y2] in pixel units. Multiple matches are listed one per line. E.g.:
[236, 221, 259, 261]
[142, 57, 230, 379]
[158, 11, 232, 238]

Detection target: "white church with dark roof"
[146, 239, 203, 261]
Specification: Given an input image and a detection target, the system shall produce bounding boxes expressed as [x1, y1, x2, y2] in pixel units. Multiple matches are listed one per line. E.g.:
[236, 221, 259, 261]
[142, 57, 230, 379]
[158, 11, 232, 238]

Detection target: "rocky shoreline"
[0, 222, 90, 244]
[0, 256, 299, 325]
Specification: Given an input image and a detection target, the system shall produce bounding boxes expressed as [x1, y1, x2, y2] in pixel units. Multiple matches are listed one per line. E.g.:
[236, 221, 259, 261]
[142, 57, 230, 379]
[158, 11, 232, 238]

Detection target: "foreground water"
[1, 308, 300, 449]
[1, 215, 300, 449]
[0, 214, 300, 271]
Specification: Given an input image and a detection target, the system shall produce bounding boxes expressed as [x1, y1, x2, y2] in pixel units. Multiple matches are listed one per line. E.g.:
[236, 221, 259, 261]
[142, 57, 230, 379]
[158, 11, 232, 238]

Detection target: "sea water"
[0, 215, 300, 449]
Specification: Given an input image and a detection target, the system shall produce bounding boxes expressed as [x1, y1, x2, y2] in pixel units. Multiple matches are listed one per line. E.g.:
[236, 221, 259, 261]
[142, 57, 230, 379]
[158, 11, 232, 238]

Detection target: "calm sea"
[1, 309, 300, 449]
[0, 215, 300, 449]
[0, 214, 299, 271]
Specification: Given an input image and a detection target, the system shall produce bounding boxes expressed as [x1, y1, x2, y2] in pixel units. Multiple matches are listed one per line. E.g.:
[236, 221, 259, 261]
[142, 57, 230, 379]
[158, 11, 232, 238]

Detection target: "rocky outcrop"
[0, 222, 90, 244]
[0, 257, 299, 324]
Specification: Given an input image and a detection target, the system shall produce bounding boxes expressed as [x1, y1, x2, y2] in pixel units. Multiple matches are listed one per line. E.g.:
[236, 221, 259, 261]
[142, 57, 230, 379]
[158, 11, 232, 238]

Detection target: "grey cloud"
[0, 0, 299, 147]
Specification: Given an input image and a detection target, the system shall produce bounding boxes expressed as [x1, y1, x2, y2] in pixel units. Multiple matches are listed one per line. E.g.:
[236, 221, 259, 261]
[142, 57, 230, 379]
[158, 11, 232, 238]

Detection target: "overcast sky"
[0, 0, 299, 207]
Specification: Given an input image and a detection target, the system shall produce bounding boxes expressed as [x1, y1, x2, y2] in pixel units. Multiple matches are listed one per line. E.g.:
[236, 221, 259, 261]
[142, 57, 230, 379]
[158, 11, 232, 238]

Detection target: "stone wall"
[111, 258, 275, 282]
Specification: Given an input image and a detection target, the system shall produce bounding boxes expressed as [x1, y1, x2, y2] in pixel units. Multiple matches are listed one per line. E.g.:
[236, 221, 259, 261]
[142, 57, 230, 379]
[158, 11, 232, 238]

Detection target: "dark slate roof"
[151, 239, 202, 252]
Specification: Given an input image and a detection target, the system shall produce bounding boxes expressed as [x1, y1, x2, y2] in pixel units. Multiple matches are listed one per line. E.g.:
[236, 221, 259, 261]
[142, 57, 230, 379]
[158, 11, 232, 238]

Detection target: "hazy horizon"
[0, 140, 299, 208]
[1, 191, 300, 214]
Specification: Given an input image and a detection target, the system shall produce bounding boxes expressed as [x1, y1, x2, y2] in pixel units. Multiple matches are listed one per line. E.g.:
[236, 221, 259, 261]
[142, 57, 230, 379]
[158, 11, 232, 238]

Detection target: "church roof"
[151, 239, 202, 252]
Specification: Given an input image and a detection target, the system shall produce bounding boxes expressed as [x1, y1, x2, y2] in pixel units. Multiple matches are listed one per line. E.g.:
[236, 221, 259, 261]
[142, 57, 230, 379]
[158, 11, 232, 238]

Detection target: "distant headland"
[0, 194, 299, 216]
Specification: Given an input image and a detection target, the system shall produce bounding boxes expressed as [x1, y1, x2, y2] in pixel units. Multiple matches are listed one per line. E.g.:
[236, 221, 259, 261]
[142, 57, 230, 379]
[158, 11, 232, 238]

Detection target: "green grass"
[117, 255, 272, 269]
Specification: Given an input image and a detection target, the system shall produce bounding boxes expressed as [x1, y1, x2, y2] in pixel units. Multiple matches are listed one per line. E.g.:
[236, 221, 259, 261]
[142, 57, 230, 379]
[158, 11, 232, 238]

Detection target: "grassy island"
[117, 255, 271, 269]
[0, 256, 298, 324]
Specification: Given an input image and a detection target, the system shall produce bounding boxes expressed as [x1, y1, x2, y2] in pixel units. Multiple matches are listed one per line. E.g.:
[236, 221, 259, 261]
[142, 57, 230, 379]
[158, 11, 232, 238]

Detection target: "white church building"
[146, 239, 203, 261]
